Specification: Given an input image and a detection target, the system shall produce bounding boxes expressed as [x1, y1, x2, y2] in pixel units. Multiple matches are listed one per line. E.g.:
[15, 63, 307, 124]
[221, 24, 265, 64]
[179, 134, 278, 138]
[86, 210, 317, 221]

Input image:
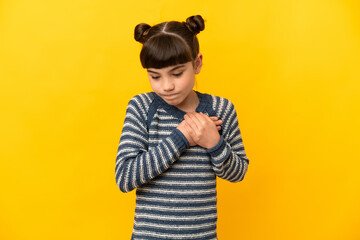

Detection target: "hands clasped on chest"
[176, 112, 223, 149]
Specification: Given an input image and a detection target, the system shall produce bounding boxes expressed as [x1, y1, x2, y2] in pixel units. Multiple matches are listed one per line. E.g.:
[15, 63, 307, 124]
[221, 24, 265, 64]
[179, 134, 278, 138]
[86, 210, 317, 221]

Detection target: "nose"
[163, 78, 175, 91]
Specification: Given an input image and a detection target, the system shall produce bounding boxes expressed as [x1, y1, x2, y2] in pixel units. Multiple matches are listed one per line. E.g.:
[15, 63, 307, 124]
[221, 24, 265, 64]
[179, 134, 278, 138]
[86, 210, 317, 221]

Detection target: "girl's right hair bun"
[134, 23, 152, 44]
[185, 15, 205, 35]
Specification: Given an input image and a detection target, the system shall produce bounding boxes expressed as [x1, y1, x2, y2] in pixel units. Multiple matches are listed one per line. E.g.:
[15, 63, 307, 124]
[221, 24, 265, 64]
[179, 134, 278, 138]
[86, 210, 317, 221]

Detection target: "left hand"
[183, 112, 221, 149]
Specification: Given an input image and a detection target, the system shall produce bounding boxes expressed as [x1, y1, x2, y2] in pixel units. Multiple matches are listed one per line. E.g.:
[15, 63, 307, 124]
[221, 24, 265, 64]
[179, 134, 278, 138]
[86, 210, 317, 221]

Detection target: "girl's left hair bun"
[185, 15, 205, 35]
[134, 23, 152, 44]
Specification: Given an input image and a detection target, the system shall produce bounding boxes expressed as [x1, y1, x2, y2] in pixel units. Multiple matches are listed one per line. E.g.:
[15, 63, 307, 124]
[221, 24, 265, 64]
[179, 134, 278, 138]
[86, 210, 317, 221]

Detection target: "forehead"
[147, 62, 191, 74]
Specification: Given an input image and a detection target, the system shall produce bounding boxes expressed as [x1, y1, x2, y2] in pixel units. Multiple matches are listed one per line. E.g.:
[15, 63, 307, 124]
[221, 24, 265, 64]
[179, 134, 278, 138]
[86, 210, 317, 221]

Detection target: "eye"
[151, 76, 160, 80]
[173, 72, 183, 77]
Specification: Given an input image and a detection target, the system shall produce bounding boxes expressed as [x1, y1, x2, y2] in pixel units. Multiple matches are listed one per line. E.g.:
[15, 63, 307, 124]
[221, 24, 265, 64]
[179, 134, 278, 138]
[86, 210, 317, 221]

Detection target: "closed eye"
[173, 72, 183, 77]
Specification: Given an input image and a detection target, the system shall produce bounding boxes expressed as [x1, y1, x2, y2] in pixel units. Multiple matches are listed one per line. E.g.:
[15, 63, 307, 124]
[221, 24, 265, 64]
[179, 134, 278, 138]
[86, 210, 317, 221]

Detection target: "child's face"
[147, 54, 202, 109]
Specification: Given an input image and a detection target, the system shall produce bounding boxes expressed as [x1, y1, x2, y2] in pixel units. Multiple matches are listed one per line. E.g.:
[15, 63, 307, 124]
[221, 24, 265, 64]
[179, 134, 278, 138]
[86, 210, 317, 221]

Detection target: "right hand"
[177, 116, 223, 147]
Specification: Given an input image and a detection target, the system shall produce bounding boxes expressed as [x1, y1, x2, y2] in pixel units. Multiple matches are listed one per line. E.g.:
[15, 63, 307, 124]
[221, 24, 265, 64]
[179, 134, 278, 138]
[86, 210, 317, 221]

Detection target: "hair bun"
[134, 23, 152, 44]
[185, 15, 205, 35]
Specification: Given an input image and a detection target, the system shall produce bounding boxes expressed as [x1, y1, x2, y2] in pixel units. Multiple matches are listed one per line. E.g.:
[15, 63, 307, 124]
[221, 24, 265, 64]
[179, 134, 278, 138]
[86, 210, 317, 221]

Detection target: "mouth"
[163, 93, 178, 98]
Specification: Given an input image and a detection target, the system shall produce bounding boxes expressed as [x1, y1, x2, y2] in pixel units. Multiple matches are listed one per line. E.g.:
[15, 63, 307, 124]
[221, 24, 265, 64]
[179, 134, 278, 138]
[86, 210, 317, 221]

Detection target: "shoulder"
[126, 91, 157, 121]
[128, 91, 156, 107]
[202, 92, 235, 117]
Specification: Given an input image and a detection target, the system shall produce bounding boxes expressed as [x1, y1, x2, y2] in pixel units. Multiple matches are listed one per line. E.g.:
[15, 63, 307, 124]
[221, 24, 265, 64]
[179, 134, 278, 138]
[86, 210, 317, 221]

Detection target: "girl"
[115, 15, 250, 240]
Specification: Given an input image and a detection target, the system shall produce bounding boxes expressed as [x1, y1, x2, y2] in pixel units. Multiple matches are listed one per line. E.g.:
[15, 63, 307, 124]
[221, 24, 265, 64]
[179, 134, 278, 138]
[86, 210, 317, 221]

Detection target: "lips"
[163, 93, 178, 98]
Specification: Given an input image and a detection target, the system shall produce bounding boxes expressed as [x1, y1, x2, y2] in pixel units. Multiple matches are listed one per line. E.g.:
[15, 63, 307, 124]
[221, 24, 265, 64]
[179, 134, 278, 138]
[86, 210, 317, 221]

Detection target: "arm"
[183, 101, 249, 182]
[115, 97, 189, 193]
[206, 101, 249, 182]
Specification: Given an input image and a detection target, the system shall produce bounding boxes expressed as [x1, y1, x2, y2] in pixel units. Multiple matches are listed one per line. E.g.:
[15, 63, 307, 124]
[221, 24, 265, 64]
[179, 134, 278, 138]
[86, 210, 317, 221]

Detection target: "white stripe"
[158, 108, 167, 113]
[157, 115, 178, 120]
[116, 147, 139, 157]
[171, 164, 212, 170]
[131, 153, 138, 188]
[136, 196, 216, 203]
[137, 188, 216, 195]
[134, 221, 215, 230]
[118, 139, 146, 149]
[139, 154, 145, 184]
[135, 213, 217, 221]
[161, 172, 214, 177]
[150, 180, 216, 186]
[134, 229, 216, 239]
[123, 121, 145, 134]
[120, 131, 148, 144]
[149, 130, 172, 135]
[183, 148, 208, 153]
[150, 122, 178, 128]
[136, 204, 217, 212]
[177, 157, 209, 162]
[145, 152, 153, 180]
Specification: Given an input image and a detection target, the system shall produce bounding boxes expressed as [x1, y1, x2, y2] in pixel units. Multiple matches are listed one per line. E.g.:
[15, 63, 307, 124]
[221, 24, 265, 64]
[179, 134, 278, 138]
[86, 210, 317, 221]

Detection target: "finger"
[204, 114, 222, 125]
[214, 119, 223, 126]
[199, 112, 215, 125]
[183, 121, 196, 139]
[184, 113, 200, 132]
[192, 112, 208, 125]
[184, 112, 203, 131]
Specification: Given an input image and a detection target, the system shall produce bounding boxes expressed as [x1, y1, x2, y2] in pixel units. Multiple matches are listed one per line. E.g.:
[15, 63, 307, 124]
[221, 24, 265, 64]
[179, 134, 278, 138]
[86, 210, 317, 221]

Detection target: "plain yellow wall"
[1, 0, 359, 239]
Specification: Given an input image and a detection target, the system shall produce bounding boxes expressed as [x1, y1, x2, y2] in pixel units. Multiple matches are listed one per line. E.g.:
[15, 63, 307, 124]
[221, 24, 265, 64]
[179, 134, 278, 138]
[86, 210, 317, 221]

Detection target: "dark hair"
[134, 15, 205, 69]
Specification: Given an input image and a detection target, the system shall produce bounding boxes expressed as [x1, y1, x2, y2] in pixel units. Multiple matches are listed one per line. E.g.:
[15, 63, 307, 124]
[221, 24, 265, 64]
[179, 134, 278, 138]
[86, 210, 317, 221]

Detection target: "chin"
[165, 98, 182, 106]
[165, 99, 178, 105]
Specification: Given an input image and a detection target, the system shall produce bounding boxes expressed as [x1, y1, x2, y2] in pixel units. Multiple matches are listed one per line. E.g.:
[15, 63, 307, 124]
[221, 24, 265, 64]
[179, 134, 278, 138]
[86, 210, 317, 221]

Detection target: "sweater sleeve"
[115, 96, 190, 193]
[205, 99, 249, 182]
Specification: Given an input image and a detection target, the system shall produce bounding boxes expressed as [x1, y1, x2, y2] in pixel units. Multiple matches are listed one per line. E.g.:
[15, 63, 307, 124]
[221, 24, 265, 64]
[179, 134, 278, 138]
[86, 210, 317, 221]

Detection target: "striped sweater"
[115, 90, 249, 240]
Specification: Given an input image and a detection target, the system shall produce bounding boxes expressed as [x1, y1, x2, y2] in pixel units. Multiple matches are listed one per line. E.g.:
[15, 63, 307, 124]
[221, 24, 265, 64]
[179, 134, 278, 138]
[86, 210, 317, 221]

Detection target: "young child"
[115, 15, 250, 240]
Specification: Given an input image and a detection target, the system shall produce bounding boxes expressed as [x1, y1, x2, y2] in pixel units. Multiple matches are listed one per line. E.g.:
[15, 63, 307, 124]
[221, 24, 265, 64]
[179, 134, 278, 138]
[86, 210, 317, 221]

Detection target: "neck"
[176, 90, 199, 112]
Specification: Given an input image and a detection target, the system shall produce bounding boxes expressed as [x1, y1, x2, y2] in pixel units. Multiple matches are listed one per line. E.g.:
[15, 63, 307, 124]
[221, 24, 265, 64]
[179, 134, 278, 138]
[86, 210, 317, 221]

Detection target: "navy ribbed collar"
[154, 90, 209, 120]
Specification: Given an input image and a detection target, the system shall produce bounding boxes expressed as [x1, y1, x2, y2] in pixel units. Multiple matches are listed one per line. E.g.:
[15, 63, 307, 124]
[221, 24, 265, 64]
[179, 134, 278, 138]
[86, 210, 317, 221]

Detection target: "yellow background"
[1, 0, 359, 239]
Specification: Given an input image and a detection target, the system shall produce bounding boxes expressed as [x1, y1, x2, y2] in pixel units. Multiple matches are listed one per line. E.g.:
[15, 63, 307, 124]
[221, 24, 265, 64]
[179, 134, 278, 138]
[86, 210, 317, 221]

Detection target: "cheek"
[149, 81, 160, 92]
[182, 75, 195, 88]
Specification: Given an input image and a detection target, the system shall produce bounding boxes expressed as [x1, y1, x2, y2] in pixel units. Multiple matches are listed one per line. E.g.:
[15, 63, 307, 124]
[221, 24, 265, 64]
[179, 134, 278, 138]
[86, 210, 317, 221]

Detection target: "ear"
[194, 53, 203, 74]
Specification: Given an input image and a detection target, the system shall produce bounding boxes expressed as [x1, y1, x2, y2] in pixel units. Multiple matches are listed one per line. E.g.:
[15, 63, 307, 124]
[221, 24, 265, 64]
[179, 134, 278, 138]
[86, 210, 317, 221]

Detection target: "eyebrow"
[147, 65, 185, 74]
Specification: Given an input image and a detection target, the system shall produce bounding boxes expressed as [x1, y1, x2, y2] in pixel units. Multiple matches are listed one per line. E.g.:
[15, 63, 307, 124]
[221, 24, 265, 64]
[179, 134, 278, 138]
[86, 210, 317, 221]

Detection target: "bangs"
[140, 34, 193, 69]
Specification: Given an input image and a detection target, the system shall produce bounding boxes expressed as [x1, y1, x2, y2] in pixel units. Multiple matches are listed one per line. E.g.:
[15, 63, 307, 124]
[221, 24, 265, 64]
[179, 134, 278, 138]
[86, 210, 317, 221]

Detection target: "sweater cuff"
[205, 136, 231, 165]
[171, 129, 190, 150]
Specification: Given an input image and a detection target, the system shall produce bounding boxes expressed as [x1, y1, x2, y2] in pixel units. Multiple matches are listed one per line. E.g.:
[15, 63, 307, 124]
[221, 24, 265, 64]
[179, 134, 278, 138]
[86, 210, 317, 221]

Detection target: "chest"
[147, 108, 214, 174]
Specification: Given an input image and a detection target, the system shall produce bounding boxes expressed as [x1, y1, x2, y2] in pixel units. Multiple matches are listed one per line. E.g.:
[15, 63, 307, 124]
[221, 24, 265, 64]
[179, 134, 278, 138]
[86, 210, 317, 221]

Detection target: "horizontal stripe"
[137, 188, 216, 195]
[136, 208, 217, 217]
[146, 179, 216, 186]
[135, 213, 217, 221]
[160, 172, 214, 177]
[134, 221, 216, 230]
[136, 199, 217, 209]
[133, 229, 217, 239]
[134, 225, 216, 237]
[136, 195, 216, 203]
[135, 204, 217, 212]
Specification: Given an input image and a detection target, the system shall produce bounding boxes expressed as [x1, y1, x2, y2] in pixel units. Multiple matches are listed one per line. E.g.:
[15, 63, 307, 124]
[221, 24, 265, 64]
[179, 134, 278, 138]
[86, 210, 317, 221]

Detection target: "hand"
[183, 112, 221, 149]
[177, 114, 222, 147]
[209, 116, 223, 131]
